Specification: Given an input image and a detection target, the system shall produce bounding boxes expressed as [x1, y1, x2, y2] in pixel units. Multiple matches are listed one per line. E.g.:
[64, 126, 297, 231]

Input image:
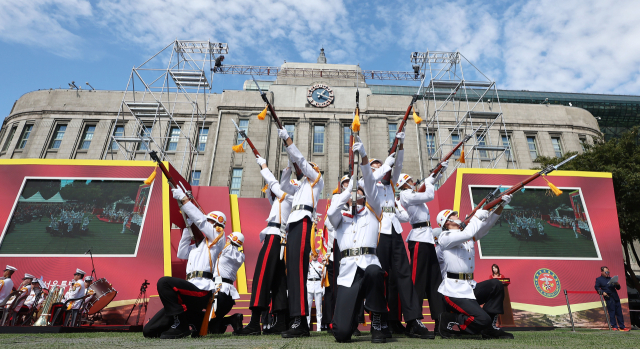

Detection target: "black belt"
[267, 222, 282, 228]
[411, 221, 431, 229]
[447, 272, 474, 280]
[307, 278, 321, 281]
[186, 271, 233, 284]
[341, 247, 376, 258]
[292, 204, 314, 212]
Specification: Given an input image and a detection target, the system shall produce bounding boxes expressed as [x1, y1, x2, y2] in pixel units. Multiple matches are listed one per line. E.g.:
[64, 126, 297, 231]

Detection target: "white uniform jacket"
[212, 244, 245, 300]
[307, 260, 325, 294]
[24, 289, 44, 310]
[6, 284, 31, 309]
[437, 212, 500, 299]
[364, 149, 404, 236]
[285, 144, 324, 224]
[260, 167, 295, 242]
[328, 162, 382, 287]
[177, 201, 226, 291]
[399, 182, 435, 243]
[324, 217, 336, 262]
[64, 281, 85, 309]
[0, 277, 14, 304]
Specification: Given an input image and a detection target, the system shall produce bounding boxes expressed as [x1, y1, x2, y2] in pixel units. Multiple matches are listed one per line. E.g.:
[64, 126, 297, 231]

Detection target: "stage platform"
[0, 325, 142, 334]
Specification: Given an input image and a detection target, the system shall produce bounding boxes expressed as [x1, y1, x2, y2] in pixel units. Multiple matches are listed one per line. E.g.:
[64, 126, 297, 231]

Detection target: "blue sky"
[2, 0, 640, 119]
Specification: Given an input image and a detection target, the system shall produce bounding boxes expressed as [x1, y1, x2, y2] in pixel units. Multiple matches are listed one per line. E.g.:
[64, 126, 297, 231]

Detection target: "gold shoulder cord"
[308, 169, 321, 259]
[365, 202, 383, 245]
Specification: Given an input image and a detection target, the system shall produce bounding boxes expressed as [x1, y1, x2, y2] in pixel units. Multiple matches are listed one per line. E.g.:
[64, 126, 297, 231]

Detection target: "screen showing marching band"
[0, 178, 152, 256]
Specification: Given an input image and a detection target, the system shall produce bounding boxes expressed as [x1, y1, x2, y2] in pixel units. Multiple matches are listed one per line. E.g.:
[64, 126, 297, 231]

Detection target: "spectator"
[490, 264, 504, 279]
[594, 266, 628, 331]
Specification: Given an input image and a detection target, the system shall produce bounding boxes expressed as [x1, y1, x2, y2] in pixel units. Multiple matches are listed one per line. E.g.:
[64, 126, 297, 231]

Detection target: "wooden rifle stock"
[348, 134, 355, 176]
[240, 132, 261, 159]
[383, 94, 419, 183]
[260, 94, 303, 178]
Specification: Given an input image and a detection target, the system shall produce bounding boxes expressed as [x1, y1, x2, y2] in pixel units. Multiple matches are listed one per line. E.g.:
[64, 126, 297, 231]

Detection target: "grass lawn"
[0, 216, 140, 255]
[0, 328, 637, 348]
[479, 222, 598, 258]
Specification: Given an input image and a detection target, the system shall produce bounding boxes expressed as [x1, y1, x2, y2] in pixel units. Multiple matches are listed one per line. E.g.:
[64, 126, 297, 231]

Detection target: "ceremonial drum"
[86, 278, 117, 315]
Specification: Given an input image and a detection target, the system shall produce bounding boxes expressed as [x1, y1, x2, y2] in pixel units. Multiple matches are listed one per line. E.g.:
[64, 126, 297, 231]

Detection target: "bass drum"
[86, 278, 117, 315]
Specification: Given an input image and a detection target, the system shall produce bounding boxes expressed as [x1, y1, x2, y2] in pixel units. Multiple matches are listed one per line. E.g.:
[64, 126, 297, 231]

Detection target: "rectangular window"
[18, 125, 33, 149]
[230, 168, 243, 195]
[49, 125, 67, 150]
[425, 133, 436, 157]
[236, 119, 249, 145]
[282, 124, 294, 152]
[313, 125, 325, 153]
[111, 126, 125, 150]
[477, 134, 488, 158]
[2, 126, 17, 152]
[388, 123, 398, 148]
[166, 127, 180, 151]
[138, 125, 152, 151]
[502, 135, 512, 160]
[451, 134, 461, 156]
[78, 125, 95, 150]
[343, 126, 351, 154]
[579, 137, 586, 152]
[527, 136, 538, 160]
[551, 137, 563, 157]
[197, 127, 208, 152]
[190, 170, 201, 186]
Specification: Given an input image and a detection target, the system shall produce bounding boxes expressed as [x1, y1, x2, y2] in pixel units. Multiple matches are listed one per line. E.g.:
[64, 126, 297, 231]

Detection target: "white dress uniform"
[366, 150, 404, 236]
[306, 259, 325, 330]
[399, 184, 435, 243]
[176, 201, 225, 291]
[63, 280, 85, 310]
[24, 287, 44, 310]
[212, 243, 245, 300]
[259, 167, 296, 242]
[284, 144, 324, 224]
[0, 278, 15, 304]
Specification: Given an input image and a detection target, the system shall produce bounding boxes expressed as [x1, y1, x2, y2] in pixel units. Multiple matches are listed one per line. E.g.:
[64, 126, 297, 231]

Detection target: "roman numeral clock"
[307, 83, 334, 107]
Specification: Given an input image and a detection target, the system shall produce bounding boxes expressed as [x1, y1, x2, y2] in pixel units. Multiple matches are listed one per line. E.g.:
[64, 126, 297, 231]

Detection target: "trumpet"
[33, 286, 65, 326]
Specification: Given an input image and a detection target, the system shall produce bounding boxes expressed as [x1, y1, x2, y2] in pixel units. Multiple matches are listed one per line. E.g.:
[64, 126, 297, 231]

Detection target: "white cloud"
[0, 0, 92, 58]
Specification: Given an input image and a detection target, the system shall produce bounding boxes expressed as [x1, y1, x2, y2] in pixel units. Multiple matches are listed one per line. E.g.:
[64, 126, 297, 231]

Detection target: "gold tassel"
[144, 166, 157, 185]
[310, 223, 318, 259]
[261, 184, 269, 193]
[351, 109, 361, 132]
[542, 175, 563, 196]
[412, 110, 423, 124]
[232, 141, 245, 153]
[257, 105, 268, 120]
[322, 269, 330, 288]
[332, 184, 340, 195]
[199, 294, 215, 336]
[459, 145, 466, 163]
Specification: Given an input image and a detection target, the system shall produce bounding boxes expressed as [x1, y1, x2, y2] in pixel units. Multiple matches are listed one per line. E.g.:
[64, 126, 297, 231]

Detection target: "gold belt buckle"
[351, 247, 359, 256]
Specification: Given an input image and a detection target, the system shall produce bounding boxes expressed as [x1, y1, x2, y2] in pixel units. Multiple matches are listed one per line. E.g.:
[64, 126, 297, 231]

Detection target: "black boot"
[388, 319, 406, 335]
[352, 328, 361, 336]
[370, 312, 386, 343]
[234, 319, 261, 336]
[381, 319, 392, 339]
[481, 327, 514, 339]
[407, 319, 435, 339]
[160, 314, 192, 339]
[438, 312, 458, 339]
[433, 319, 440, 337]
[226, 313, 244, 333]
[263, 312, 287, 335]
[281, 316, 310, 338]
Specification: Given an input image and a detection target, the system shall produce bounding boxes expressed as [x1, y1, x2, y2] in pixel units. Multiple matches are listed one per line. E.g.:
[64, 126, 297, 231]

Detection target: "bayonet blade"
[231, 118, 242, 132]
[251, 75, 264, 95]
[554, 154, 578, 170]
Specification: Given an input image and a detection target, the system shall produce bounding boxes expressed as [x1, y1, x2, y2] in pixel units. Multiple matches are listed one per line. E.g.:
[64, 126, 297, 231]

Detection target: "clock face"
[307, 83, 334, 108]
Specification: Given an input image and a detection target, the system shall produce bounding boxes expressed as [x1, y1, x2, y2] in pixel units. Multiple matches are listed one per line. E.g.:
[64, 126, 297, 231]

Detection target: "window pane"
[551, 137, 563, 157]
[388, 123, 397, 148]
[230, 168, 243, 195]
[343, 126, 350, 154]
[191, 170, 201, 186]
[425, 133, 436, 157]
[198, 128, 208, 152]
[477, 135, 487, 158]
[313, 125, 324, 153]
[502, 135, 512, 160]
[18, 125, 33, 149]
[527, 136, 538, 160]
[451, 134, 461, 156]
[138, 126, 153, 151]
[282, 124, 294, 152]
[236, 119, 249, 145]
[79, 125, 95, 150]
[49, 125, 67, 149]
[2, 127, 17, 152]
[111, 126, 125, 150]
[166, 127, 179, 151]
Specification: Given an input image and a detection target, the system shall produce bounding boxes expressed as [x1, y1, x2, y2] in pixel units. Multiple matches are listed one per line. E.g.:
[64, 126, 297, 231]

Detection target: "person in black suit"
[594, 266, 628, 331]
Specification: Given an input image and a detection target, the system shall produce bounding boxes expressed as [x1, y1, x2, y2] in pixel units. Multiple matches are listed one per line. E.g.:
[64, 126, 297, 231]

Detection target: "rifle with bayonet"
[232, 119, 261, 161]
[461, 154, 578, 226]
[350, 89, 361, 215]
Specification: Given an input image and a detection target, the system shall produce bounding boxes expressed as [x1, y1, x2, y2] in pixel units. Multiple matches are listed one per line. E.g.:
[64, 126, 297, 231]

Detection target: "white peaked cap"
[84, 276, 93, 281]
[5, 265, 17, 272]
[23, 273, 35, 279]
[75, 268, 86, 275]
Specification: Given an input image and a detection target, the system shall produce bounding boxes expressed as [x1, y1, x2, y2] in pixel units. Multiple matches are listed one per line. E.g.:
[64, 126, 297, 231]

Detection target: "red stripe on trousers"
[173, 287, 210, 298]
[300, 218, 308, 316]
[253, 234, 275, 307]
[412, 241, 419, 284]
[444, 296, 475, 330]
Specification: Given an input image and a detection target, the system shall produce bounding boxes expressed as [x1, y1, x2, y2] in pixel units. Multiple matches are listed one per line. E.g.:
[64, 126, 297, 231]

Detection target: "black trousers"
[443, 279, 505, 334]
[143, 277, 211, 338]
[250, 234, 288, 313]
[378, 231, 423, 322]
[331, 265, 388, 342]
[286, 216, 312, 317]
[605, 297, 626, 329]
[207, 292, 237, 334]
[322, 259, 335, 326]
[408, 240, 445, 321]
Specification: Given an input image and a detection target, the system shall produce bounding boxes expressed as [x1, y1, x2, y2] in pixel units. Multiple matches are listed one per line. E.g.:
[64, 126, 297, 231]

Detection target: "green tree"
[534, 127, 640, 293]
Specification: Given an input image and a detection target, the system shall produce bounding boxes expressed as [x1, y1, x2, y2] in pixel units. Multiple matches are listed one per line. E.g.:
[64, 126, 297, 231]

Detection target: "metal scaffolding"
[411, 51, 516, 183]
[105, 40, 228, 180]
[214, 64, 421, 81]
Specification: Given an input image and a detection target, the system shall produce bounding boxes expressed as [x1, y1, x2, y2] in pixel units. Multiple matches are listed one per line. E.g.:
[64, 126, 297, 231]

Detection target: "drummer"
[84, 276, 94, 290]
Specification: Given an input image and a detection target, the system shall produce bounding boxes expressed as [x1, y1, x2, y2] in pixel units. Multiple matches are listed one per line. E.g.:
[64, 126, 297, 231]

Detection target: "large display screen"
[469, 185, 601, 260]
[0, 177, 152, 256]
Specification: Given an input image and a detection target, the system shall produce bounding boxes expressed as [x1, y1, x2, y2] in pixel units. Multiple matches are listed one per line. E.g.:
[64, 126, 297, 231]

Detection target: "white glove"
[501, 194, 512, 206]
[475, 209, 489, 222]
[384, 153, 396, 167]
[352, 141, 367, 158]
[172, 188, 186, 201]
[186, 218, 193, 226]
[425, 173, 437, 186]
[440, 160, 449, 171]
[256, 156, 267, 167]
[345, 176, 354, 195]
[396, 132, 405, 145]
[278, 128, 290, 141]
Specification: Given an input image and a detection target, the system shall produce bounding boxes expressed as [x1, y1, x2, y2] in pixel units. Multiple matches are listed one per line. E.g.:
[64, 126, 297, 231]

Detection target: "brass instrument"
[33, 286, 65, 326]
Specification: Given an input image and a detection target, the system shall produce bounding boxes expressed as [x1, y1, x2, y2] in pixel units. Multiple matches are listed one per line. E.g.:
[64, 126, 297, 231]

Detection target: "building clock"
[307, 83, 334, 107]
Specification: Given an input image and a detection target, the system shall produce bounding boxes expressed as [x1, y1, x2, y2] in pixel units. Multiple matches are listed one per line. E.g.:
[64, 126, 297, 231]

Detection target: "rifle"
[465, 186, 503, 222]
[149, 151, 205, 244]
[461, 154, 577, 227]
[251, 75, 303, 178]
[232, 119, 261, 161]
[350, 89, 361, 215]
